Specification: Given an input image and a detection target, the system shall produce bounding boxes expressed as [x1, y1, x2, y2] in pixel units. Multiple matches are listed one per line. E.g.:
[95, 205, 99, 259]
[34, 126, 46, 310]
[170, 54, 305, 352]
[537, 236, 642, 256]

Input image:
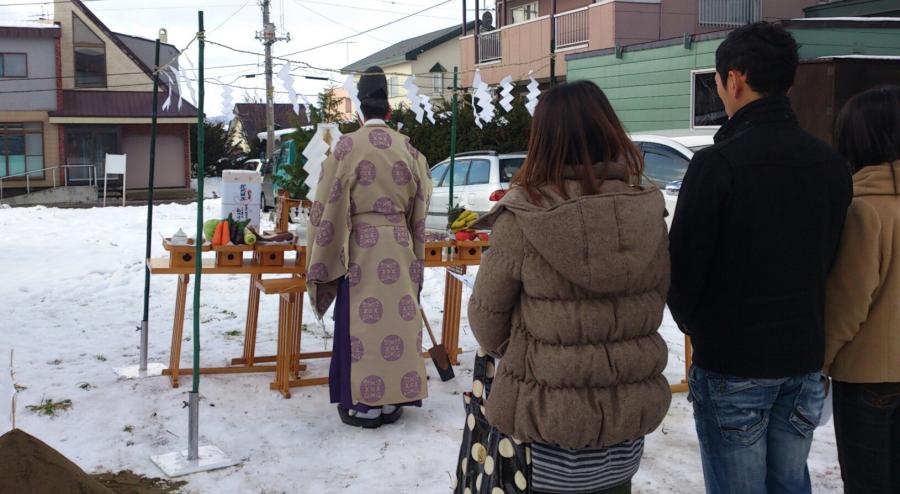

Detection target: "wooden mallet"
[421, 309, 455, 382]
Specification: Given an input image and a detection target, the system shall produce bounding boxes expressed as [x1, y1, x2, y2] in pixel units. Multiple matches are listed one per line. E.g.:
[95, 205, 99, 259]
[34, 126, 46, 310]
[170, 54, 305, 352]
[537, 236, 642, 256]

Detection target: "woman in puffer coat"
[467, 80, 672, 494]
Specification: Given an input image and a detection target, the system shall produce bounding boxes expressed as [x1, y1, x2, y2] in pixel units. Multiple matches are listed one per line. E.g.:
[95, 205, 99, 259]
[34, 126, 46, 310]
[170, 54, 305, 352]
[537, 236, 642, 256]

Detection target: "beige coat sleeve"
[467, 210, 524, 358]
[824, 199, 883, 372]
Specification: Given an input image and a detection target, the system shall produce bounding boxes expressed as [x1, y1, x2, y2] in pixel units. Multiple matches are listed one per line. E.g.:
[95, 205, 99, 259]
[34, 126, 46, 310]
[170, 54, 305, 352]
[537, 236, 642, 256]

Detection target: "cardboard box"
[221, 170, 261, 227]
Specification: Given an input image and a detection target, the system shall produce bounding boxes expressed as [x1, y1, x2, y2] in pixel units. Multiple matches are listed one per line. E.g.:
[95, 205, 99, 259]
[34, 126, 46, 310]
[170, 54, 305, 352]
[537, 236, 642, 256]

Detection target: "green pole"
[448, 67, 458, 218]
[187, 11, 205, 462]
[139, 39, 161, 372]
[192, 12, 205, 394]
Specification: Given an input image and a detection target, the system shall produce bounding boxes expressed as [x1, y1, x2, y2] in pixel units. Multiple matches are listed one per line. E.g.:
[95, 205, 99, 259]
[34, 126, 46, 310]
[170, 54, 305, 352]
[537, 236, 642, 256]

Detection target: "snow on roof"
[257, 128, 299, 141]
[0, 20, 59, 29]
[792, 17, 900, 22]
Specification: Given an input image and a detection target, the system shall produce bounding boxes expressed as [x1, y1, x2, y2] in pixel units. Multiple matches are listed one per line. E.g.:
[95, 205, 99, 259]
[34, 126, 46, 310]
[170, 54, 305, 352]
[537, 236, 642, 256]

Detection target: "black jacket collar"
[714, 95, 797, 144]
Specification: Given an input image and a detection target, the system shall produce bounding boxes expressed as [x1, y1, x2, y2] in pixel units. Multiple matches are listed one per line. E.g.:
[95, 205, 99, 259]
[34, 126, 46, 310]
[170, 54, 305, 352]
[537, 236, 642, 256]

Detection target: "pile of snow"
[0, 201, 843, 493]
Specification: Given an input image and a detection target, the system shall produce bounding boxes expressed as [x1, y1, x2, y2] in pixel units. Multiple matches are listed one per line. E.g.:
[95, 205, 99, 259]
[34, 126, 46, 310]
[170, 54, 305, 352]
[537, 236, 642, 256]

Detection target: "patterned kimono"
[307, 121, 432, 409]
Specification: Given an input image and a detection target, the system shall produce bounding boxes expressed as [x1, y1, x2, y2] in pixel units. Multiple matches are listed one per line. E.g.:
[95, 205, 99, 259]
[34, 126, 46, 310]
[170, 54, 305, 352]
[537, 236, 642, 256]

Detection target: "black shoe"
[381, 406, 404, 425]
[337, 405, 383, 429]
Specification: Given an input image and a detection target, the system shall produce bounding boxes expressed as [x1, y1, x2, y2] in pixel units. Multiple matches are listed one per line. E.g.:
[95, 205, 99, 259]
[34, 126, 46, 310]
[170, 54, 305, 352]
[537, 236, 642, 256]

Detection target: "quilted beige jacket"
[468, 162, 672, 449]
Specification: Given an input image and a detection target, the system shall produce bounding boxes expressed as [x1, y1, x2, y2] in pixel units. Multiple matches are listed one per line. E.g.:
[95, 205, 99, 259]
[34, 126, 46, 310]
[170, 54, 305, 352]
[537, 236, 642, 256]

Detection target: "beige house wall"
[0, 111, 61, 186]
[54, 1, 155, 92]
[410, 38, 460, 100]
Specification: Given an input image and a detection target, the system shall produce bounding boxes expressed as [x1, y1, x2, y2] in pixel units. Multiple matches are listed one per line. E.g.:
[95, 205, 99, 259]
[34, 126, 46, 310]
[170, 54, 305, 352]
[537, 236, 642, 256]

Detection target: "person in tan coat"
[467, 81, 671, 494]
[825, 85, 900, 494]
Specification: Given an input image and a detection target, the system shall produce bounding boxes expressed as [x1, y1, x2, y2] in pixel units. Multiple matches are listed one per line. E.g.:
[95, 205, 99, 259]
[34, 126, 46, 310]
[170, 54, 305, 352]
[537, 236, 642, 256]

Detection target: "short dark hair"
[715, 22, 799, 96]
[360, 98, 390, 120]
[835, 85, 900, 189]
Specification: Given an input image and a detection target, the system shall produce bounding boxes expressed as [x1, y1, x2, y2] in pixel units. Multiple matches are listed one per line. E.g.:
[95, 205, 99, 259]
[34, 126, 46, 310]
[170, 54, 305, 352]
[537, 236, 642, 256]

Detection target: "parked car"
[425, 150, 526, 231]
[246, 139, 300, 211]
[630, 129, 715, 226]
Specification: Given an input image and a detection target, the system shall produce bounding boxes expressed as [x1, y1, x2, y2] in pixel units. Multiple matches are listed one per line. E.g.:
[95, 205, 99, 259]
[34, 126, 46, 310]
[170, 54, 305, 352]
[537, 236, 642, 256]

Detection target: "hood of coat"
[853, 161, 900, 197]
[476, 162, 667, 293]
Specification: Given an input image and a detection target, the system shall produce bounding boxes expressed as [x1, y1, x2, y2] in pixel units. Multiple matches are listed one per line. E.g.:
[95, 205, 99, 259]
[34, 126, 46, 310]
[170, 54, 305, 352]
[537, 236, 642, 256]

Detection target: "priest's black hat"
[358, 66, 388, 102]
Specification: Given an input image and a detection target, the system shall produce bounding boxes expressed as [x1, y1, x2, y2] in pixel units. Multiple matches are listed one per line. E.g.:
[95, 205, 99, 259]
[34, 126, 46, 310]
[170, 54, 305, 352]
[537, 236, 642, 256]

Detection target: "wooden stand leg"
[441, 267, 464, 365]
[290, 291, 304, 377]
[273, 294, 292, 398]
[169, 274, 189, 388]
[240, 273, 261, 366]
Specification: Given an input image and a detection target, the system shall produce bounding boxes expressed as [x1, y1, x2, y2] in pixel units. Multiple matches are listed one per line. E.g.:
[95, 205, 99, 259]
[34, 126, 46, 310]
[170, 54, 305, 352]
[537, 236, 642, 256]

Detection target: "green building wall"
[567, 25, 900, 132]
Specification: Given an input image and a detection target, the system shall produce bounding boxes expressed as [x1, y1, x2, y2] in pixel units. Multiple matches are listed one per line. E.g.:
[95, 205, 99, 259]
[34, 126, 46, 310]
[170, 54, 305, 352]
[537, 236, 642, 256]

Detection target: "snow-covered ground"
[0, 200, 843, 493]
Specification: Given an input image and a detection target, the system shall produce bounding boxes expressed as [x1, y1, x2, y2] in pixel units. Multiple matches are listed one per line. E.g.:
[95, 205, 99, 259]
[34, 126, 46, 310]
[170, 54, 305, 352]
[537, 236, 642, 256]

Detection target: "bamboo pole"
[139, 39, 162, 371]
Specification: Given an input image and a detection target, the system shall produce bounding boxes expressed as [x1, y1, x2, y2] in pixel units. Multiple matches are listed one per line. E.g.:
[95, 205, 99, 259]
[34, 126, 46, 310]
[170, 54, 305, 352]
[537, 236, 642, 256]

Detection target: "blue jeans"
[688, 366, 826, 494]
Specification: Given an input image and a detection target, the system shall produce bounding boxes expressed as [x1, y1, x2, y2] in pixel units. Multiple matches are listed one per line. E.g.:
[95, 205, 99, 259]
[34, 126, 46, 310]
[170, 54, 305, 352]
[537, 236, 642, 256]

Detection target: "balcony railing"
[478, 31, 501, 63]
[555, 8, 589, 49]
[699, 0, 761, 27]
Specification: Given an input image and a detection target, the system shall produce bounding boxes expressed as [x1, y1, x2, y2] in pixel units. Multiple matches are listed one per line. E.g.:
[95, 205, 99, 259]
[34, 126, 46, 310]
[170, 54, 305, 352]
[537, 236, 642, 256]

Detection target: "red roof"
[0, 24, 60, 38]
[51, 90, 198, 118]
[233, 103, 308, 140]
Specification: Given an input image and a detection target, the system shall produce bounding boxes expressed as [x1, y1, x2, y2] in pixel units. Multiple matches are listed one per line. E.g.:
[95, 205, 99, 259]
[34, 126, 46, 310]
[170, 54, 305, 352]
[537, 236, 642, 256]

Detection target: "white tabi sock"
[350, 408, 382, 419]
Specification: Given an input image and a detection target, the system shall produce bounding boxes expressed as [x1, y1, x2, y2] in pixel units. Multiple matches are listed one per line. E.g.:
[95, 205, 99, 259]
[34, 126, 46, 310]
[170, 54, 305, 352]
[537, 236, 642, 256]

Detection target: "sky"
[0, 0, 498, 118]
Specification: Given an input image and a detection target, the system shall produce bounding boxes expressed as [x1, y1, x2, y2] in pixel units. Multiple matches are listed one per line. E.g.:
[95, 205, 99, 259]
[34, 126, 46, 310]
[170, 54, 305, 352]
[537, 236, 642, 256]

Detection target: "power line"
[279, 0, 454, 57]
[208, 0, 253, 33]
[289, 0, 390, 44]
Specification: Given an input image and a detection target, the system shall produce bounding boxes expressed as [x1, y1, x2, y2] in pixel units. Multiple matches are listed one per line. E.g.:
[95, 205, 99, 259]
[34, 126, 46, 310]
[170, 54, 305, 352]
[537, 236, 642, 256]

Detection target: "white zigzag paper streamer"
[403, 75, 424, 123]
[525, 71, 540, 116]
[420, 93, 436, 124]
[303, 123, 343, 197]
[221, 85, 234, 118]
[277, 63, 300, 116]
[477, 81, 495, 124]
[343, 74, 362, 122]
[178, 55, 197, 109]
[499, 75, 514, 112]
[161, 69, 175, 112]
[472, 70, 484, 128]
[300, 94, 312, 123]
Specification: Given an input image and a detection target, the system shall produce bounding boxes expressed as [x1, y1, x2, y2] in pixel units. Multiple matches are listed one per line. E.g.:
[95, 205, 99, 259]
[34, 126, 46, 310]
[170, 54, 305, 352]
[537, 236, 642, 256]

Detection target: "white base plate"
[150, 445, 239, 477]
[114, 363, 166, 379]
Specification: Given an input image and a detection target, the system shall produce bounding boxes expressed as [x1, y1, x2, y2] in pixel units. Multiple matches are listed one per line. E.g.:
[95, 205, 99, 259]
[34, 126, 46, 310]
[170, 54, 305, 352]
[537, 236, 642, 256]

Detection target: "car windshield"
[499, 157, 525, 183]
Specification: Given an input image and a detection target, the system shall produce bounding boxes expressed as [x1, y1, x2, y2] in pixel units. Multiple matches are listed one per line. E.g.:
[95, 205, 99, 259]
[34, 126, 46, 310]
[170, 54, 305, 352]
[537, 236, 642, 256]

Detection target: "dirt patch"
[0, 428, 114, 494]
[92, 470, 187, 494]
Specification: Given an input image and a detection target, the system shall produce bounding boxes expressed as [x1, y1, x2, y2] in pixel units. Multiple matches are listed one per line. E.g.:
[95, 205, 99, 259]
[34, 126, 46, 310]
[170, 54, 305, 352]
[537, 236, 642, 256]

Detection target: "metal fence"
[556, 8, 589, 49]
[699, 0, 761, 27]
[478, 31, 502, 63]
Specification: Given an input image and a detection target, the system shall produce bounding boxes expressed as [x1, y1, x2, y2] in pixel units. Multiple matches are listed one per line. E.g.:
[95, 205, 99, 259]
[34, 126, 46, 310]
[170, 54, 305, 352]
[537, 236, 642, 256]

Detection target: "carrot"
[212, 221, 224, 245]
[221, 220, 231, 245]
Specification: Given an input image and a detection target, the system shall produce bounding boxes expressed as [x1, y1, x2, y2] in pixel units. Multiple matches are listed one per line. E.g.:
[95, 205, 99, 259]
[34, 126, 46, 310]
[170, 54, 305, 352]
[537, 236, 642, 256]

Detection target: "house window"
[73, 14, 107, 88]
[692, 70, 727, 128]
[0, 123, 44, 179]
[432, 71, 444, 96]
[509, 2, 539, 24]
[0, 53, 27, 78]
[388, 76, 400, 98]
[698, 0, 761, 27]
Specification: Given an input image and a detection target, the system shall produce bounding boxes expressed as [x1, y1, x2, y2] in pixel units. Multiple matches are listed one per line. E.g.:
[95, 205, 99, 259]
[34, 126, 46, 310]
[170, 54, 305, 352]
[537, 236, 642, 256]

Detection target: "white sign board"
[104, 153, 127, 207]
[221, 170, 262, 227]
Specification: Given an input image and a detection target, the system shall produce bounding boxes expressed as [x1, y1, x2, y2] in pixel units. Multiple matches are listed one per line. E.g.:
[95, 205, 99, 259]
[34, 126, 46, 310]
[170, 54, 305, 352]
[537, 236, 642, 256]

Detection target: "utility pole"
[256, 0, 290, 161]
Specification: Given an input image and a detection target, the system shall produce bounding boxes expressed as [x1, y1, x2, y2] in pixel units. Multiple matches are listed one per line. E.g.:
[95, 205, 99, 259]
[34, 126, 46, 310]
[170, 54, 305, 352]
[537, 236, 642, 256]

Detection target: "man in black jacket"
[669, 22, 852, 494]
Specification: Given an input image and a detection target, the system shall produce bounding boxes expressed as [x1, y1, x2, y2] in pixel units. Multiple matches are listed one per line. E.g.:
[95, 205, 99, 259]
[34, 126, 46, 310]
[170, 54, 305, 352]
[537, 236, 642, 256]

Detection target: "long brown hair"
[512, 80, 643, 203]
